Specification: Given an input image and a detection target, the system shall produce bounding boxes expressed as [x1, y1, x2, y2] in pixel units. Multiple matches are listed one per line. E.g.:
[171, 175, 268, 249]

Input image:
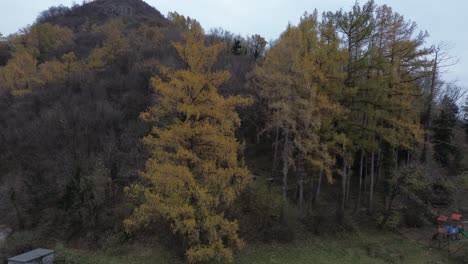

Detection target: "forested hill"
[0, 0, 467, 263]
[38, 0, 166, 27]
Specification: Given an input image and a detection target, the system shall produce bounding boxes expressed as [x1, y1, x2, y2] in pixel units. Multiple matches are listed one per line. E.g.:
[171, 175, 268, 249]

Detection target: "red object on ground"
[437, 215, 448, 222]
[451, 213, 462, 221]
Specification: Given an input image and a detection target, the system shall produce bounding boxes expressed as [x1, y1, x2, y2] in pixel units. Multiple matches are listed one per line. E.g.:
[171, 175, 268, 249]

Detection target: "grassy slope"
[54, 232, 458, 264]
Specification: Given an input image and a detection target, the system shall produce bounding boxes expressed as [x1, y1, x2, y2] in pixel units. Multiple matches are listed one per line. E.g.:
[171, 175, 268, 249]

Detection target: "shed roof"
[437, 215, 448, 222]
[8, 248, 54, 262]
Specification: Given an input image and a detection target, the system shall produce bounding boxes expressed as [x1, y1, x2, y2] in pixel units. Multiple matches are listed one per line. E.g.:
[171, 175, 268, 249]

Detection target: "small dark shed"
[8, 248, 55, 264]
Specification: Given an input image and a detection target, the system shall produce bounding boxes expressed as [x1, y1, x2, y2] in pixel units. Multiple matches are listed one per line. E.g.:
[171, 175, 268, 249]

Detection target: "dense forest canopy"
[0, 0, 467, 263]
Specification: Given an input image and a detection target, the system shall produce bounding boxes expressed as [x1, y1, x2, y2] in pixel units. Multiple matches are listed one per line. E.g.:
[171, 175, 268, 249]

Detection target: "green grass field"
[234, 233, 458, 264]
[52, 232, 460, 264]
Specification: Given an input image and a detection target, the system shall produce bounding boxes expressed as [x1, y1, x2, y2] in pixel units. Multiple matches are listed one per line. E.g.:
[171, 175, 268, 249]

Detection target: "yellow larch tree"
[125, 19, 251, 263]
[255, 12, 342, 209]
[24, 23, 74, 54]
[0, 23, 75, 95]
[0, 47, 41, 95]
[87, 19, 129, 69]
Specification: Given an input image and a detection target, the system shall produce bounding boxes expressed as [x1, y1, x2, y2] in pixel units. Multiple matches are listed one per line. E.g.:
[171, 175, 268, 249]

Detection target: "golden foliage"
[125, 19, 251, 263]
[255, 12, 343, 180]
[39, 59, 66, 83]
[0, 47, 40, 95]
[87, 19, 129, 69]
[168, 12, 196, 30]
[0, 24, 78, 95]
[138, 25, 164, 45]
[23, 23, 74, 53]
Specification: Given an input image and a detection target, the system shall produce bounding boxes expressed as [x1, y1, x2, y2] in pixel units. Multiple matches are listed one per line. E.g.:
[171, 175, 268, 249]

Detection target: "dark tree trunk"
[282, 128, 289, 202]
[364, 155, 368, 195]
[271, 126, 280, 180]
[421, 51, 438, 162]
[281, 128, 290, 224]
[296, 162, 305, 209]
[374, 148, 382, 188]
[340, 161, 347, 215]
[314, 170, 323, 205]
[369, 149, 375, 214]
[355, 151, 364, 212]
[345, 165, 351, 204]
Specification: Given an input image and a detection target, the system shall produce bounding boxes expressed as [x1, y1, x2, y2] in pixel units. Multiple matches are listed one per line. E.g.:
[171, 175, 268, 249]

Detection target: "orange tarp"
[451, 213, 462, 221]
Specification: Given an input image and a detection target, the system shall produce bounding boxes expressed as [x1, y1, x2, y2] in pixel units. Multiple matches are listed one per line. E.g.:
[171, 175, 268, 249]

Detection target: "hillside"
[0, 0, 179, 237]
[37, 0, 167, 29]
[0, 0, 257, 259]
[1, 0, 467, 263]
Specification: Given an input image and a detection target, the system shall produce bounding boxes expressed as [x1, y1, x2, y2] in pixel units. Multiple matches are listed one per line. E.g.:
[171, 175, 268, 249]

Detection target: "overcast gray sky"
[0, 0, 466, 88]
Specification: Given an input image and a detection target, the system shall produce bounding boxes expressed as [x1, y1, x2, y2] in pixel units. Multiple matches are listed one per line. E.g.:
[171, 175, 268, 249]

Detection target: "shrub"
[376, 210, 402, 230]
[0, 231, 41, 258]
[54, 245, 82, 264]
[230, 180, 284, 241]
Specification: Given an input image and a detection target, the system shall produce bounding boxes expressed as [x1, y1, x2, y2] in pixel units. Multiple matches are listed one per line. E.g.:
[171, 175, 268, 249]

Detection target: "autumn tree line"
[0, 0, 467, 263]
